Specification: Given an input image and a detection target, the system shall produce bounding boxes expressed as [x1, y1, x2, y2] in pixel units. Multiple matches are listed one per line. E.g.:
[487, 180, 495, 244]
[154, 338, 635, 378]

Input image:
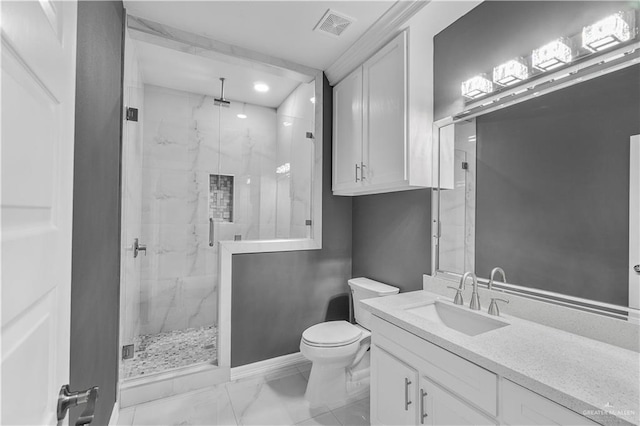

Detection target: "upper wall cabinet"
[333, 31, 436, 196]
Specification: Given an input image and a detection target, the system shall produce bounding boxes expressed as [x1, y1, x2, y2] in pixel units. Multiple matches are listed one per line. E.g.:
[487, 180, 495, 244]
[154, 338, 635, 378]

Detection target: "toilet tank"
[348, 277, 399, 330]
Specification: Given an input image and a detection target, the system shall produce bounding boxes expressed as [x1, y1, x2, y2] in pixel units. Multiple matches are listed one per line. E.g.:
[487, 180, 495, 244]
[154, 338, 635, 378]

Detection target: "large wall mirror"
[433, 56, 640, 319]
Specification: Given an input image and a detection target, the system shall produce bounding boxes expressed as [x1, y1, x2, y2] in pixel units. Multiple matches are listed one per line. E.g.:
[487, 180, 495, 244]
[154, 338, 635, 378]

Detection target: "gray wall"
[70, 1, 124, 423]
[352, 190, 431, 292]
[434, 1, 639, 306]
[231, 76, 353, 367]
[434, 1, 631, 120]
[476, 65, 639, 306]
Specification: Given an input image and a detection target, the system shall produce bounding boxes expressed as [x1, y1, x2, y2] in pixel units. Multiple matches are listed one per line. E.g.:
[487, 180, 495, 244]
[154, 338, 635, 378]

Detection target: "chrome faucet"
[488, 267, 506, 290]
[460, 271, 481, 311]
[447, 273, 469, 305]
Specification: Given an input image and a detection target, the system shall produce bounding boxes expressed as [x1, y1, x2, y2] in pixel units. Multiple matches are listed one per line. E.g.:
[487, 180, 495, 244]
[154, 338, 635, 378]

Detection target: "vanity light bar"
[461, 9, 637, 103]
[582, 11, 635, 52]
[532, 37, 573, 71]
[493, 58, 529, 86]
[461, 74, 494, 99]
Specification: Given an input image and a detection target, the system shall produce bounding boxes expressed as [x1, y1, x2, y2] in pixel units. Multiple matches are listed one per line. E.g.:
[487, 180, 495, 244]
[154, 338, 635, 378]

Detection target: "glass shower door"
[121, 85, 220, 379]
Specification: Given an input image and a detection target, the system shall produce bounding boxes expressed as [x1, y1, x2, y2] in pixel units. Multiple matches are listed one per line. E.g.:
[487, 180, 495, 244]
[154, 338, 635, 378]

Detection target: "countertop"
[361, 290, 640, 426]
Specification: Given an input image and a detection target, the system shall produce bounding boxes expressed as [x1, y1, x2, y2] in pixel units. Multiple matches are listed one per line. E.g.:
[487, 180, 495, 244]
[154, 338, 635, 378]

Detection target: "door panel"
[1, 1, 78, 424]
[333, 68, 363, 192]
[421, 377, 496, 426]
[363, 31, 407, 187]
[371, 344, 418, 425]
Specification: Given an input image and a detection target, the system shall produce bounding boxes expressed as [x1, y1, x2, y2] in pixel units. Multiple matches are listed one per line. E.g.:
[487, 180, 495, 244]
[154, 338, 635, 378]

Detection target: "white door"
[363, 31, 407, 187]
[371, 345, 418, 425]
[1, 1, 78, 424]
[630, 135, 640, 317]
[420, 377, 496, 426]
[332, 68, 363, 193]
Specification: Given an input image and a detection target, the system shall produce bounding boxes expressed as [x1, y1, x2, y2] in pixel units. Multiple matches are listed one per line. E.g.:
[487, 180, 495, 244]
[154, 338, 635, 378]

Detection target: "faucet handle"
[447, 286, 464, 305]
[488, 298, 509, 316]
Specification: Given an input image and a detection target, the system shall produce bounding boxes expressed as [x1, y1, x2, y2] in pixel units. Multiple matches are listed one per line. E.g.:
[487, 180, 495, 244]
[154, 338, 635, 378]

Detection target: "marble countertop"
[361, 290, 640, 426]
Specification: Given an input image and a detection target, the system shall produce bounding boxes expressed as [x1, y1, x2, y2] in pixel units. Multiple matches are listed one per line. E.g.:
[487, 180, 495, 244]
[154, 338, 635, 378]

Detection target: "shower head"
[214, 77, 231, 108]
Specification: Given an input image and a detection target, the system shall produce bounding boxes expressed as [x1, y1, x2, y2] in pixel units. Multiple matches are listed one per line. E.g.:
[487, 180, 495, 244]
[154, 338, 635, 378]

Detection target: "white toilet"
[300, 277, 399, 407]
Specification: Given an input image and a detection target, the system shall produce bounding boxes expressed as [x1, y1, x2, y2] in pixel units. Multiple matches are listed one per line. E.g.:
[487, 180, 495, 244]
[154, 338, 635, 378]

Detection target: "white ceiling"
[124, 1, 395, 71]
[134, 40, 302, 107]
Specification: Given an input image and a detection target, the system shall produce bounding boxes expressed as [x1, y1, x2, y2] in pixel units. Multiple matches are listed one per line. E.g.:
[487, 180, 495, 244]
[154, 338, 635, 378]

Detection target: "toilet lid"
[302, 321, 362, 347]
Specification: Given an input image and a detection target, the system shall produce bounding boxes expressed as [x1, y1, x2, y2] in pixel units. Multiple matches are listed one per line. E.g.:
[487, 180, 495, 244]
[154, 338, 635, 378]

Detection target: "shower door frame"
[119, 14, 325, 400]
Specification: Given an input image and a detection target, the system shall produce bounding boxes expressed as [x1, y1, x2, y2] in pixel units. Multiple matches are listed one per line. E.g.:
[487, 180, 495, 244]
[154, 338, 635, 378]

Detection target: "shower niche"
[210, 174, 234, 223]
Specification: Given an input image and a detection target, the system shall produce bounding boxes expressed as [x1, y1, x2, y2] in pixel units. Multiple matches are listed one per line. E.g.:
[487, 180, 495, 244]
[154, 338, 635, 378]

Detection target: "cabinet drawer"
[372, 315, 498, 416]
[501, 380, 598, 425]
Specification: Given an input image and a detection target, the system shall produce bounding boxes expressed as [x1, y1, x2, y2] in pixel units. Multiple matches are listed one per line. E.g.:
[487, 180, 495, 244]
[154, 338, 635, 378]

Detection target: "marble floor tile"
[331, 397, 370, 426]
[117, 365, 371, 426]
[295, 411, 341, 426]
[125, 386, 237, 426]
[115, 406, 135, 425]
[226, 371, 331, 425]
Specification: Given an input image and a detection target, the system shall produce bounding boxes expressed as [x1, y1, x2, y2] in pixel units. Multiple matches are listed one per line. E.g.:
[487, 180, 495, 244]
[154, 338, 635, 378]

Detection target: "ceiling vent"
[314, 9, 354, 38]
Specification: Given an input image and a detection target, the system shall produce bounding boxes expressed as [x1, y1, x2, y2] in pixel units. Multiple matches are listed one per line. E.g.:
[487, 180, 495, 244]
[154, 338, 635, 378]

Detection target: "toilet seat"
[302, 321, 362, 348]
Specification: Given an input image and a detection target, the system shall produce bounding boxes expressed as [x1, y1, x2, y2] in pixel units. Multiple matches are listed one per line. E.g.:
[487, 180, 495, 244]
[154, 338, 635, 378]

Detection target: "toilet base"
[304, 351, 370, 408]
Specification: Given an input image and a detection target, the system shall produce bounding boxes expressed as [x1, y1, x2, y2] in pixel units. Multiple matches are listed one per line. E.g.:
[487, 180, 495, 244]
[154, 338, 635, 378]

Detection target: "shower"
[214, 77, 231, 107]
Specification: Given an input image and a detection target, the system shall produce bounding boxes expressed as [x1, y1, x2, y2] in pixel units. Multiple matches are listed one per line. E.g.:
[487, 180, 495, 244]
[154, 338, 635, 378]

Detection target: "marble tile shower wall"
[140, 84, 277, 335]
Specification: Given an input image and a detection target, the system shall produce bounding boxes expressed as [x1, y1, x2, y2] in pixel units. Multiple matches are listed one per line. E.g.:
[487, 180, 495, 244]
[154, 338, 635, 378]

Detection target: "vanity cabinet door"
[501, 380, 598, 425]
[371, 344, 418, 425]
[362, 30, 407, 188]
[420, 376, 497, 426]
[332, 67, 363, 193]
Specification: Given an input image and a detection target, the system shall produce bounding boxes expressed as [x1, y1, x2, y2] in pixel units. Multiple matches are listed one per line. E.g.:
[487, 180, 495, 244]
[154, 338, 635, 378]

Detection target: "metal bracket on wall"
[122, 344, 134, 360]
[126, 107, 138, 122]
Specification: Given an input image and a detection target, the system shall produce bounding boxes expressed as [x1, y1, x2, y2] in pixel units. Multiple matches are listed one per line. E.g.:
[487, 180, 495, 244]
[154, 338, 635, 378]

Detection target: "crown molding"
[325, 0, 429, 85]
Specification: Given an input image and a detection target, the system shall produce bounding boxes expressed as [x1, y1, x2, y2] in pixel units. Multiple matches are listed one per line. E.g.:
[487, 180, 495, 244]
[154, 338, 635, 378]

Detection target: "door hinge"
[461, 161, 469, 170]
[126, 107, 138, 122]
[122, 344, 134, 360]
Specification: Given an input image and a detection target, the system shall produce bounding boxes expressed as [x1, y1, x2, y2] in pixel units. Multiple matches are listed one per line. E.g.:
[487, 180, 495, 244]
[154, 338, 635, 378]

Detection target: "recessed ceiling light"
[237, 114, 247, 119]
[310, 97, 316, 104]
[254, 82, 269, 92]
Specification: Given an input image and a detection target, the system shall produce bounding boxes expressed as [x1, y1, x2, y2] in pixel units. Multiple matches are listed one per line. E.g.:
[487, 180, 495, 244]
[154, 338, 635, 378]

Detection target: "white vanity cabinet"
[371, 315, 497, 425]
[333, 31, 433, 196]
[501, 380, 599, 426]
[370, 315, 597, 426]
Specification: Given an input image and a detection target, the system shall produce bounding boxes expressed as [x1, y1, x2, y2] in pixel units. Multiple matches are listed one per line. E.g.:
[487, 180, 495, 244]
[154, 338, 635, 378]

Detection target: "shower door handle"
[209, 218, 214, 247]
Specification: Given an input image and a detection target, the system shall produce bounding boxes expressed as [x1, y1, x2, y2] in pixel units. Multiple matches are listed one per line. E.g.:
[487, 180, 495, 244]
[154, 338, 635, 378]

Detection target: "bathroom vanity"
[362, 291, 640, 426]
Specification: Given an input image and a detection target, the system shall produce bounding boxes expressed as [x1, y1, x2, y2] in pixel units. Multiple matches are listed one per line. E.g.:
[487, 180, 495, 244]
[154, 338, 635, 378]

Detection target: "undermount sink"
[405, 300, 509, 336]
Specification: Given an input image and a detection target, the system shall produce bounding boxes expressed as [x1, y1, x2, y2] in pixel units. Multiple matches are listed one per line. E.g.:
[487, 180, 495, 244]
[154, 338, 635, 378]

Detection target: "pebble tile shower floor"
[123, 325, 217, 378]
